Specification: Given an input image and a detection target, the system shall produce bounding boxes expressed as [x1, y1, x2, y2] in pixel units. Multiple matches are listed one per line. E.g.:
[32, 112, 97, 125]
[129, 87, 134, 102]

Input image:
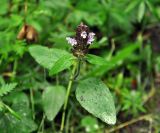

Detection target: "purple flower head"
[87, 32, 95, 44]
[66, 22, 95, 57]
[66, 37, 77, 46]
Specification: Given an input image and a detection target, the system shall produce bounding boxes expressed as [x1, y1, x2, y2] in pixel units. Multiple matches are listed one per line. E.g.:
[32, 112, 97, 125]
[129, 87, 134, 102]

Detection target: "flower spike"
[66, 23, 95, 57]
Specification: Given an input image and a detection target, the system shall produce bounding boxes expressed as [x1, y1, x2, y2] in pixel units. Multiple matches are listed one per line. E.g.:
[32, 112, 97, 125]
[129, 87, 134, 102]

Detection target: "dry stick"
[143, 85, 155, 104]
[60, 60, 78, 132]
[105, 114, 152, 133]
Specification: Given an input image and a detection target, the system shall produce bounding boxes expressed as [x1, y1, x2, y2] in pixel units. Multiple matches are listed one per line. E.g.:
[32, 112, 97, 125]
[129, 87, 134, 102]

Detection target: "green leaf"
[138, 2, 145, 22]
[29, 45, 55, 69]
[115, 73, 124, 89]
[112, 43, 139, 62]
[156, 56, 160, 72]
[0, 102, 37, 133]
[3, 92, 29, 106]
[49, 53, 74, 75]
[125, 0, 139, 13]
[42, 86, 66, 121]
[29, 45, 73, 70]
[0, 1, 8, 15]
[0, 83, 17, 97]
[81, 115, 99, 133]
[86, 54, 106, 65]
[85, 43, 139, 77]
[3, 103, 21, 120]
[76, 78, 116, 125]
[0, 101, 4, 111]
[145, 0, 154, 13]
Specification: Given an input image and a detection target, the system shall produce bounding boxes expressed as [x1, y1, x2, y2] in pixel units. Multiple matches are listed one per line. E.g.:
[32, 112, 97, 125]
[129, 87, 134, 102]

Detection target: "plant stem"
[74, 59, 81, 79]
[56, 74, 59, 85]
[60, 60, 78, 132]
[65, 107, 72, 133]
[30, 88, 35, 119]
[24, 0, 28, 23]
[38, 114, 45, 132]
[11, 59, 18, 80]
[3, 102, 21, 120]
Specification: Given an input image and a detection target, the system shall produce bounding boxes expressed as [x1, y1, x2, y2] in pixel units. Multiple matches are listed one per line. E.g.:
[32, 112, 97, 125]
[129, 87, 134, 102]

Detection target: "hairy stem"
[60, 60, 78, 132]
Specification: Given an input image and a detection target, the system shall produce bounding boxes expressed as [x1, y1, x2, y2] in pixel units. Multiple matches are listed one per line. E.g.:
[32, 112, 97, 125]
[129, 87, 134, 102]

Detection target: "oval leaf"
[29, 45, 73, 70]
[84, 43, 139, 77]
[49, 53, 74, 75]
[138, 2, 145, 22]
[42, 86, 66, 121]
[86, 54, 107, 65]
[76, 78, 116, 125]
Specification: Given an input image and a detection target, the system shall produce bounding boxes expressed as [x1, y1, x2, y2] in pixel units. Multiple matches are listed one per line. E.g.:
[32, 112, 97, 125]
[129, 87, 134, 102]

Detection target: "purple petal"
[66, 37, 77, 46]
[87, 32, 95, 44]
[81, 31, 87, 38]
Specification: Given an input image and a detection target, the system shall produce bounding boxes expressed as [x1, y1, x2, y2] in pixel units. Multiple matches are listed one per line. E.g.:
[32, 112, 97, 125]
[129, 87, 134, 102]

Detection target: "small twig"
[107, 38, 115, 60]
[148, 118, 153, 133]
[143, 85, 155, 104]
[38, 114, 45, 133]
[24, 0, 28, 23]
[2, 72, 14, 77]
[3, 59, 18, 80]
[105, 114, 152, 133]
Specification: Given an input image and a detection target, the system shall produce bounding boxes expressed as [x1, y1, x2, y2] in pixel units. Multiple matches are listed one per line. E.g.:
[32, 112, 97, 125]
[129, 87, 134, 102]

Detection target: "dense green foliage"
[0, 0, 160, 132]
